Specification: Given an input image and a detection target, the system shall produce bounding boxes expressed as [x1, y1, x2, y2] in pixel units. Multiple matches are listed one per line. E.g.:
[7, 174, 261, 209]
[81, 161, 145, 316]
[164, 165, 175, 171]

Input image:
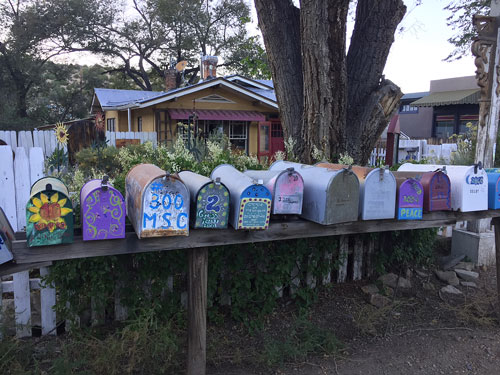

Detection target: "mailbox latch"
[101, 175, 109, 191]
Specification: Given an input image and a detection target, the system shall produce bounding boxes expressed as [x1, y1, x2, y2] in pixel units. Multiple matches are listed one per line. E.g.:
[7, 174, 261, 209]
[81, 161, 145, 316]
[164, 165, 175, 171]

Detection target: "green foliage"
[259, 315, 343, 367]
[375, 228, 437, 274]
[45, 146, 68, 174]
[449, 122, 477, 165]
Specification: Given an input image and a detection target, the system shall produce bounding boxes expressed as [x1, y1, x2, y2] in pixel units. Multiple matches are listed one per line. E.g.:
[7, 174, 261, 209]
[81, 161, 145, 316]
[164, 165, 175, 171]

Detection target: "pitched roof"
[411, 89, 480, 107]
[93, 88, 165, 110]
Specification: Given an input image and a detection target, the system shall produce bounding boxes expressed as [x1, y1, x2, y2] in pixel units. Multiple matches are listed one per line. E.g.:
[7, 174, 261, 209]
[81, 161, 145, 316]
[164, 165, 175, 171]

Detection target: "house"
[91, 64, 284, 160]
[398, 76, 479, 140]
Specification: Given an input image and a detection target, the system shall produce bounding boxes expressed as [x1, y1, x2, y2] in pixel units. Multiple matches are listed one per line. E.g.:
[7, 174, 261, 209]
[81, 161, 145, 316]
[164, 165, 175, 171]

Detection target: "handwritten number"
[162, 194, 172, 209]
[174, 194, 184, 209]
[150, 194, 161, 209]
[206, 195, 220, 212]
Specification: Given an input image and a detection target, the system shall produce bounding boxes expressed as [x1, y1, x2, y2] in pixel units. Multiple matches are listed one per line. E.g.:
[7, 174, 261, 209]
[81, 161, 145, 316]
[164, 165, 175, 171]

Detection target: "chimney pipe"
[165, 68, 177, 91]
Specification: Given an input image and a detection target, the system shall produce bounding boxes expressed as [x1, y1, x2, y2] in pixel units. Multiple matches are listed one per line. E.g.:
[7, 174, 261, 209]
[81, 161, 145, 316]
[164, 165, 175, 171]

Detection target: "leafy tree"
[444, 0, 489, 61]
[255, 0, 406, 164]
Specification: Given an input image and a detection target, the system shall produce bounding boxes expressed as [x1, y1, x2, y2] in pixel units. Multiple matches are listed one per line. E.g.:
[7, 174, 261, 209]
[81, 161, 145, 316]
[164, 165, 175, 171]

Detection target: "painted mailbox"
[486, 172, 500, 209]
[0, 207, 14, 264]
[316, 163, 396, 220]
[269, 161, 359, 225]
[243, 168, 304, 215]
[126, 164, 189, 238]
[392, 170, 451, 212]
[211, 164, 272, 230]
[398, 163, 488, 212]
[26, 177, 73, 247]
[395, 178, 424, 220]
[178, 171, 230, 229]
[80, 177, 126, 241]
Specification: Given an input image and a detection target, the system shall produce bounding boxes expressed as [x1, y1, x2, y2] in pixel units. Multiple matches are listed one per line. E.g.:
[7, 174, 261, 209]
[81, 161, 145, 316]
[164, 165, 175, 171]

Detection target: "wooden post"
[492, 217, 500, 314]
[187, 247, 208, 375]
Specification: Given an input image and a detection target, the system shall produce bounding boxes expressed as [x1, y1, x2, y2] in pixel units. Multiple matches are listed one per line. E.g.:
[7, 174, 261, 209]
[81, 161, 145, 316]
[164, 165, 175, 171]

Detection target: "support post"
[187, 247, 208, 375]
[492, 217, 500, 314]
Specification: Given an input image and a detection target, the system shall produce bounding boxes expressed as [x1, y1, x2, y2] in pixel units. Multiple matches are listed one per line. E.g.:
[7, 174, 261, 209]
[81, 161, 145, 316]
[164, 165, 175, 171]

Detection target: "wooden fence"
[106, 131, 157, 147]
[0, 130, 66, 159]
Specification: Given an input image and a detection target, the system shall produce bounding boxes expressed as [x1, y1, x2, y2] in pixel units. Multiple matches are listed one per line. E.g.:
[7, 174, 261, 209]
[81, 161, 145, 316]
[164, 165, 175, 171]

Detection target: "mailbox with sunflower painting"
[26, 177, 73, 247]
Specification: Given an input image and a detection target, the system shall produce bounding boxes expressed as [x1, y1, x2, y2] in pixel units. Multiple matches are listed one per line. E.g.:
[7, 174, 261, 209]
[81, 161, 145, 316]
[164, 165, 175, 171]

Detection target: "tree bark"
[254, 0, 303, 155]
[300, 0, 349, 163]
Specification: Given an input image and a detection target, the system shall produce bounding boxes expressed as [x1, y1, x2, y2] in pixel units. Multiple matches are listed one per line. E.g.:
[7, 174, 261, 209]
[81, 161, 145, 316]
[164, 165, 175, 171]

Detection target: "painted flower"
[54, 122, 69, 145]
[95, 111, 105, 132]
[28, 192, 72, 232]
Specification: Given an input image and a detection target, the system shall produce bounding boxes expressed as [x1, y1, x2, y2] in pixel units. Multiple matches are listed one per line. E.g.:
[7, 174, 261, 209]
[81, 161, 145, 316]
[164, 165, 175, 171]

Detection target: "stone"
[453, 262, 475, 272]
[434, 270, 460, 286]
[440, 285, 463, 298]
[361, 284, 379, 295]
[439, 254, 466, 271]
[405, 268, 412, 280]
[369, 293, 392, 309]
[460, 281, 477, 288]
[378, 273, 412, 289]
[422, 282, 435, 291]
[455, 269, 479, 282]
[416, 270, 430, 278]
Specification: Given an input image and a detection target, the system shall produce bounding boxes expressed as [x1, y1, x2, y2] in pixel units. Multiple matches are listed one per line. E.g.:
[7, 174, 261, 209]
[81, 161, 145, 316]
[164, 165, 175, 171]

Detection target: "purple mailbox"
[80, 177, 126, 241]
[396, 177, 424, 220]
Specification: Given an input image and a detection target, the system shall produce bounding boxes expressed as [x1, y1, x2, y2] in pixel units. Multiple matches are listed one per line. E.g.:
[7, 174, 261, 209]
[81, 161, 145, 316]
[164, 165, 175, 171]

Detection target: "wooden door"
[270, 122, 285, 156]
[257, 122, 272, 161]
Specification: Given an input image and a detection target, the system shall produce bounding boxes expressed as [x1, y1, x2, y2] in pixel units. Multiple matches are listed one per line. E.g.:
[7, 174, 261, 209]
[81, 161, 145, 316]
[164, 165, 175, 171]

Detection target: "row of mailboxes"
[398, 163, 488, 212]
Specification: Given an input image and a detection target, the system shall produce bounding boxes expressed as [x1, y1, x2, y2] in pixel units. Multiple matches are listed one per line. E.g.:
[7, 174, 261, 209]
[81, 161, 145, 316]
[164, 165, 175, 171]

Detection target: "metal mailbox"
[211, 164, 272, 230]
[178, 171, 230, 229]
[398, 163, 487, 212]
[395, 177, 424, 220]
[80, 177, 126, 241]
[269, 160, 359, 225]
[26, 176, 73, 247]
[0, 207, 14, 264]
[243, 168, 304, 215]
[126, 164, 190, 238]
[316, 163, 396, 220]
[486, 172, 500, 209]
[392, 170, 451, 212]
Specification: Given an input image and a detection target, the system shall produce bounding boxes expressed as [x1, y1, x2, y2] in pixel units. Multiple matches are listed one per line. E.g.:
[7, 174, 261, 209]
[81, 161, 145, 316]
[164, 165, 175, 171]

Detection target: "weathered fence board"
[106, 131, 157, 147]
[0, 146, 17, 232]
[13, 270, 31, 337]
[14, 148, 30, 231]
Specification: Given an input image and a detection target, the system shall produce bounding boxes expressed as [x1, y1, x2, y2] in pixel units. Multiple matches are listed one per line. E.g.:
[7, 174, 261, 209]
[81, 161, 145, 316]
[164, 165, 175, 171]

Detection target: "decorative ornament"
[95, 111, 105, 132]
[54, 122, 69, 145]
[28, 192, 72, 233]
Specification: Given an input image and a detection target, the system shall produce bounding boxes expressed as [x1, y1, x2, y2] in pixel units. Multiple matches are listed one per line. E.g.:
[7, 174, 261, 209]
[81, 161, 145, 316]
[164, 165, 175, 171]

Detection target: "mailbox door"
[461, 169, 488, 212]
[30, 176, 69, 197]
[194, 182, 230, 228]
[397, 179, 423, 220]
[361, 170, 396, 220]
[487, 173, 500, 209]
[82, 187, 126, 241]
[0, 207, 14, 264]
[326, 171, 359, 224]
[273, 171, 304, 215]
[237, 185, 271, 229]
[141, 177, 189, 237]
[26, 191, 73, 247]
[428, 172, 451, 211]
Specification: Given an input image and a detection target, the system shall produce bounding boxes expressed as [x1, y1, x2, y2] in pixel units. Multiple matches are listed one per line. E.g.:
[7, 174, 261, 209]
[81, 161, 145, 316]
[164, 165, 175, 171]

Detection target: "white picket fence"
[106, 131, 157, 147]
[369, 147, 387, 166]
[398, 139, 457, 163]
[0, 130, 66, 159]
[0, 145, 56, 338]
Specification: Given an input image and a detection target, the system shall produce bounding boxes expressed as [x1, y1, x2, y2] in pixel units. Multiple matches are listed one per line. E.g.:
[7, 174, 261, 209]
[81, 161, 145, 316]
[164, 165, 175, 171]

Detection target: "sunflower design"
[28, 192, 72, 233]
[54, 122, 69, 145]
[95, 111, 105, 132]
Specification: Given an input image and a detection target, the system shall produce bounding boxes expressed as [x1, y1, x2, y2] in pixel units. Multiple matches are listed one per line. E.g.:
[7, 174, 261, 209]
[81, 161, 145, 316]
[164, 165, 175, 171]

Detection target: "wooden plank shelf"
[8, 209, 500, 265]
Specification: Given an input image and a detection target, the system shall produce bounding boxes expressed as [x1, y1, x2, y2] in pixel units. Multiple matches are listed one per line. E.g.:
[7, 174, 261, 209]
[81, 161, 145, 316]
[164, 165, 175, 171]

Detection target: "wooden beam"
[492, 216, 500, 315]
[0, 261, 52, 277]
[187, 247, 208, 375]
[10, 210, 500, 264]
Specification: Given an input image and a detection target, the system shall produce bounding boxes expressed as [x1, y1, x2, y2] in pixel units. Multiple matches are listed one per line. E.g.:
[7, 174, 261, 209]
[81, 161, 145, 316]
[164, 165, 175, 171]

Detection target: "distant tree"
[444, 0, 489, 61]
[255, 0, 406, 164]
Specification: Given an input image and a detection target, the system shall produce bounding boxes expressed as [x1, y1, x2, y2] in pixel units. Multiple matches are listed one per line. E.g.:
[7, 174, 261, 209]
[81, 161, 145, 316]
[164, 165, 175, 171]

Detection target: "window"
[459, 114, 478, 135]
[137, 116, 142, 132]
[271, 123, 283, 138]
[399, 104, 419, 114]
[229, 121, 248, 152]
[106, 118, 116, 132]
[434, 115, 455, 138]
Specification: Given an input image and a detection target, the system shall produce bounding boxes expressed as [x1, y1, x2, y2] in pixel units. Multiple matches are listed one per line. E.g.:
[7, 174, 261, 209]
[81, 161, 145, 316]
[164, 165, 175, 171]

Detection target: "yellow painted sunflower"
[28, 192, 72, 233]
[54, 122, 69, 145]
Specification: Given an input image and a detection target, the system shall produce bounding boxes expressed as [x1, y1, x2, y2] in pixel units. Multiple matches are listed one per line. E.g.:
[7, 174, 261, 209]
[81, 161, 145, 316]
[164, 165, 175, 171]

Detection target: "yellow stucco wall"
[103, 86, 279, 154]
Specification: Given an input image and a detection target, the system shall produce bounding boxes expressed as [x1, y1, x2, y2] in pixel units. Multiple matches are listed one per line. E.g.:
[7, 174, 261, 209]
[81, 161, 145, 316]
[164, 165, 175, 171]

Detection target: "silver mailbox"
[178, 171, 230, 229]
[269, 161, 359, 225]
[244, 168, 304, 215]
[211, 164, 272, 230]
[316, 163, 396, 220]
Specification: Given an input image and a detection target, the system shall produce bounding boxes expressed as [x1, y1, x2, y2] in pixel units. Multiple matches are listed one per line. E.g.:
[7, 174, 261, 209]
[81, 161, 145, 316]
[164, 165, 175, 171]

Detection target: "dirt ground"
[208, 265, 500, 375]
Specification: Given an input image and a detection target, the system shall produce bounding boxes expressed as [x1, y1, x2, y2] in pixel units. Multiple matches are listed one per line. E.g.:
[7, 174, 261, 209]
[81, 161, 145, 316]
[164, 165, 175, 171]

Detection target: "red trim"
[168, 109, 265, 122]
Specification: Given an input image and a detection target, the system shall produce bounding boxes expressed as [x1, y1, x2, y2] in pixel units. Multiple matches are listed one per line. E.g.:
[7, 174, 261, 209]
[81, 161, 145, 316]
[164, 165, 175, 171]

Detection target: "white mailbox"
[398, 163, 487, 212]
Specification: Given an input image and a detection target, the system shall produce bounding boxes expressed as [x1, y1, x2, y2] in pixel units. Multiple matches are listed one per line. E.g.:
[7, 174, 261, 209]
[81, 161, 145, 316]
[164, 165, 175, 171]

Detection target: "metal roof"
[94, 88, 165, 109]
[410, 89, 480, 107]
[401, 91, 429, 100]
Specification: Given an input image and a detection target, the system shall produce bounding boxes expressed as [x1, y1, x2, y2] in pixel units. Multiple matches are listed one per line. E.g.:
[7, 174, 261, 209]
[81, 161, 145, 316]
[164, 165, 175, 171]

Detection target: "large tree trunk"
[346, 0, 406, 163]
[255, 0, 406, 165]
[300, 0, 349, 163]
[254, 0, 303, 155]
